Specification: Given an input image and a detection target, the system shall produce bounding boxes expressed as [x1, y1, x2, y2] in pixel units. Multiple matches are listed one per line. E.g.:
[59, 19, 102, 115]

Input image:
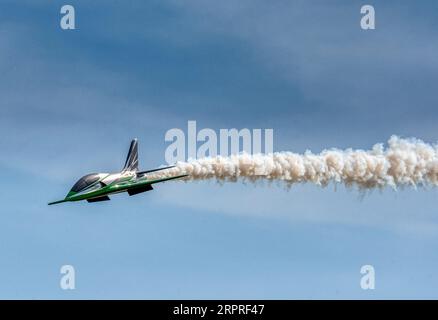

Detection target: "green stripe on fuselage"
[65, 175, 153, 202]
[48, 173, 187, 205]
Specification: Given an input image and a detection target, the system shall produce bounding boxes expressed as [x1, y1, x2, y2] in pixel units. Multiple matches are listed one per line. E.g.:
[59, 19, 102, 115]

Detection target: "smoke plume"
[151, 136, 438, 189]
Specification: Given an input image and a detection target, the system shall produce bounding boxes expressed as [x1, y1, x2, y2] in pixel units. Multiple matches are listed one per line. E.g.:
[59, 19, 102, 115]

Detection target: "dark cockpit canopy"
[70, 173, 101, 192]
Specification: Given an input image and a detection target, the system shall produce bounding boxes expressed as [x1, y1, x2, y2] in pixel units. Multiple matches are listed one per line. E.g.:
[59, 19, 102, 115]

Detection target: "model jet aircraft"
[48, 139, 187, 205]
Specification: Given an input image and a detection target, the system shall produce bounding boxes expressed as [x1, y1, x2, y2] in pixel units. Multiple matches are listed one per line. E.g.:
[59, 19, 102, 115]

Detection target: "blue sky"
[1, 0, 438, 299]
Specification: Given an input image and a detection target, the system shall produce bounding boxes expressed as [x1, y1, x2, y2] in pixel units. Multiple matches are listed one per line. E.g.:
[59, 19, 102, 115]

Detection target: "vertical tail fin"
[123, 139, 139, 172]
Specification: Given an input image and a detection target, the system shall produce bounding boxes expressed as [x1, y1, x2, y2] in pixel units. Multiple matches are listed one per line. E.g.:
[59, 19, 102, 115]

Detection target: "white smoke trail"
[151, 136, 438, 189]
